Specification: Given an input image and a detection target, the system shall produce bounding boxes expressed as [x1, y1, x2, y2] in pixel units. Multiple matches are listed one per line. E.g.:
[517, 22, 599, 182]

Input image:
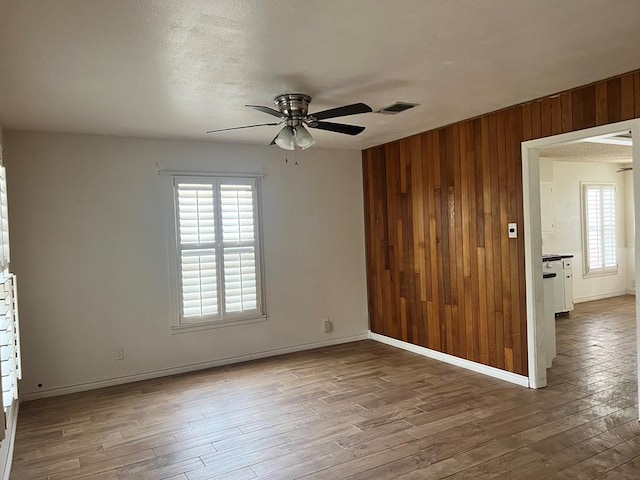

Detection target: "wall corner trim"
[369, 331, 530, 388]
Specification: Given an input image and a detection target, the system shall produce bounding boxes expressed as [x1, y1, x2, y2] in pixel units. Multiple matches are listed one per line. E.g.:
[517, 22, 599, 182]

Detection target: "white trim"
[521, 119, 640, 401]
[21, 334, 370, 401]
[522, 145, 546, 388]
[522, 123, 634, 149]
[369, 332, 530, 388]
[159, 170, 266, 178]
[573, 291, 628, 304]
[631, 123, 640, 421]
[172, 176, 266, 328]
[171, 314, 267, 334]
[1, 401, 18, 480]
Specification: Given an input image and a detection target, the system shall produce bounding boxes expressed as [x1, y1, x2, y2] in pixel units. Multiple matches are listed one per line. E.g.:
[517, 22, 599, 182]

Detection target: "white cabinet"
[562, 259, 574, 312]
[543, 256, 574, 315]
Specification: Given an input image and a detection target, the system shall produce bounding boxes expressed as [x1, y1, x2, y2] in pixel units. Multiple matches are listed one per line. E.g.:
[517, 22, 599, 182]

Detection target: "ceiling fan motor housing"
[274, 94, 312, 126]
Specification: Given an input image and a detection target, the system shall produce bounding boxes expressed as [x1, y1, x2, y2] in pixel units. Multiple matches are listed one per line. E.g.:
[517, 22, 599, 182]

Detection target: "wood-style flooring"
[11, 295, 640, 479]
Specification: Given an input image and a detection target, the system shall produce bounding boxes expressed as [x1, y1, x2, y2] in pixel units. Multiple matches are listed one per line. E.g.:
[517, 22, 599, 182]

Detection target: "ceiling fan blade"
[311, 103, 372, 121]
[246, 105, 284, 118]
[310, 121, 366, 136]
[206, 122, 281, 134]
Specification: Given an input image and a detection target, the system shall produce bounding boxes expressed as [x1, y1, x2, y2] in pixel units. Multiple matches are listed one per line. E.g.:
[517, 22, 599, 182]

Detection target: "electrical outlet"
[322, 318, 332, 333]
[115, 346, 125, 361]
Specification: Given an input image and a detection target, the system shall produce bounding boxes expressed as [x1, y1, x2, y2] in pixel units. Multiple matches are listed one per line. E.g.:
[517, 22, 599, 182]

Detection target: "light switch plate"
[508, 223, 517, 238]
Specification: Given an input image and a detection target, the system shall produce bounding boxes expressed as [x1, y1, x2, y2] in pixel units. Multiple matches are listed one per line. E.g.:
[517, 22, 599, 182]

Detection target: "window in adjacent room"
[172, 176, 265, 330]
[581, 182, 617, 276]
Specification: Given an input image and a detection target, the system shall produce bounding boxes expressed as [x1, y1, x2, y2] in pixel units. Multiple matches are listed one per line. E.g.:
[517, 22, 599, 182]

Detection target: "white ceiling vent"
[377, 102, 419, 115]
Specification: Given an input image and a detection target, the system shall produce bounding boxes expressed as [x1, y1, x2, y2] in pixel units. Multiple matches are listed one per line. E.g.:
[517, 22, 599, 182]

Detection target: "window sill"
[583, 269, 618, 279]
[171, 314, 268, 334]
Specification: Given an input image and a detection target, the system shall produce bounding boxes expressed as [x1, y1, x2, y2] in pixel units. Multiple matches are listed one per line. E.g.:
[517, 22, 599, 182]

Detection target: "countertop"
[542, 254, 574, 262]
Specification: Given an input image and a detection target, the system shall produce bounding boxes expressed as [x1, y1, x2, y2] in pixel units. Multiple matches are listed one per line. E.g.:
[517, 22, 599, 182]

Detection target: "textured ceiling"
[540, 142, 632, 164]
[1, 0, 640, 150]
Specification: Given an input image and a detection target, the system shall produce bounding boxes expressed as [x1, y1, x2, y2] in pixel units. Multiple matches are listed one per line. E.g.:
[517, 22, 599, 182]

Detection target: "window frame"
[171, 174, 266, 332]
[581, 181, 618, 278]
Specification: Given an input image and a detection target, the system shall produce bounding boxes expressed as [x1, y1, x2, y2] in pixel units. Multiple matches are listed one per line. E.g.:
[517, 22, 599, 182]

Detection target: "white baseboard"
[369, 332, 530, 388]
[625, 288, 636, 295]
[21, 334, 370, 401]
[573, 290, 628, 304]
[2, 400, 19, 480]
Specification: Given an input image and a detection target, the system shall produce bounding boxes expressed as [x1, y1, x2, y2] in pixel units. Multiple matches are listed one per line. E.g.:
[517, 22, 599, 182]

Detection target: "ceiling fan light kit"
[274, 126, 295, 150]
[295, 125, 316, 149]
[206, 93, 372, 150]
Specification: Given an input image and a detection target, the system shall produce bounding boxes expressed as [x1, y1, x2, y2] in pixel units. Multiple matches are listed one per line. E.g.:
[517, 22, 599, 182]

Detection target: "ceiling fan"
[206, 94, 372, 150]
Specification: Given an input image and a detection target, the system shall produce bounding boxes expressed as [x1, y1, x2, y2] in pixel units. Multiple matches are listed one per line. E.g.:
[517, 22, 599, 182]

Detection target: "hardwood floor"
[11, 295, 640, 479]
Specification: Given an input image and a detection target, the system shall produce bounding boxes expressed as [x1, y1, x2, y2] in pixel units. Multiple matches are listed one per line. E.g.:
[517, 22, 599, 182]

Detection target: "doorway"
[522, 119, 640, 418]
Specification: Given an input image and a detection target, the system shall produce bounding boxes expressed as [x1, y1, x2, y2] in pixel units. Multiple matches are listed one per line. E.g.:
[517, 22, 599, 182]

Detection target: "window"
[0, 163, 21, 416]
[172, 176, 265, 329]
[582, 182, 617, 276]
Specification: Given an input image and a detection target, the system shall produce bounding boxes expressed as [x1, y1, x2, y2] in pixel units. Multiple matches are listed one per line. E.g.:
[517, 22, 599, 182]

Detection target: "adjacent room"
[1, 1, 640, 479]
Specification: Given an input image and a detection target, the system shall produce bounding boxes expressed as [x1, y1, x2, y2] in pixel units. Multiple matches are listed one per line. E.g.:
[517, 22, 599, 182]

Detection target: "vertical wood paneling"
[583, 85, 597, 128]
[572, 88, 585, 129]
[550, 95, 562, 135]
[560, 92, 573, 133]
[595, 82, 608, 125]
[540, 98, 552, 137]
[607, 78, 622, 124]
[621, 74, 635, 120]
[634, 73, 640, 117]
[362, 69, 640, 376]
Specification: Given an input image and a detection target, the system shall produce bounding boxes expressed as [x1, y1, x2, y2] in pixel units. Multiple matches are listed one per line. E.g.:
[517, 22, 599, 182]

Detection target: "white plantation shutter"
[10, 276, 20, 381]
[221, 184, 258, 313]
[181, 249, 218, 318]
[601, 187, 616, 268]
[583, 183, 617, 275]
[173, 177, 263, 325]
[0, 154, 20, 419]
[221, 184, 255, 243]
[178, 184, 216, 245]
[0, 166, 9, 272]
[224, 248, 257, 312]
[0, 276, 20, 411]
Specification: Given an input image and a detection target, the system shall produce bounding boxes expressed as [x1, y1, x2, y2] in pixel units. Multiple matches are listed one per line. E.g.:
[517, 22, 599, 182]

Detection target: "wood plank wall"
[362, 69, 640, 376]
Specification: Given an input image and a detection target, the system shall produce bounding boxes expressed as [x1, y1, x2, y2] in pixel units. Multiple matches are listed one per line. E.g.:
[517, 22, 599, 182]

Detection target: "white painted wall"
[541, 160, 631, 303]
[4, 130, 369, 398]
[539, 157, 554, 182]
